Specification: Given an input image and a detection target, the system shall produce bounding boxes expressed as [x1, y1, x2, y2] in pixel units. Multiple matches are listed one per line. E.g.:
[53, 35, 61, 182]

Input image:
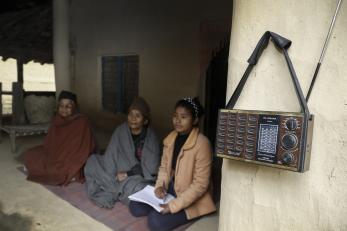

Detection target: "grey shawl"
[84, 122, 160, 208]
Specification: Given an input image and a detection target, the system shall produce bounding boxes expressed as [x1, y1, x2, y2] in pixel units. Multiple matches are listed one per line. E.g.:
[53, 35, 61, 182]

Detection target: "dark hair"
[58, 90, 77, 104]
[175, 97, 205, 119]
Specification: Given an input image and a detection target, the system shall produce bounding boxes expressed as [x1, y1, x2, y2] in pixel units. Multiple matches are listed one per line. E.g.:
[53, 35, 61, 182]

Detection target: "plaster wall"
[69, 0, 231, 136]
[219, 0, 347, 230]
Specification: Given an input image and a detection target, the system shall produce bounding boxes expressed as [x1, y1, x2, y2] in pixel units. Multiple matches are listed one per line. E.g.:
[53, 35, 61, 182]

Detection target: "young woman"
[129, 97, 216, 231]
[24, 90, 96, 186]
[84, 97, 161, 208]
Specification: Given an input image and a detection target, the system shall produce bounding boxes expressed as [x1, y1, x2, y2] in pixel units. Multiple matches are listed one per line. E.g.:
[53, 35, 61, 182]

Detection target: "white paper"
[128, 185, 175, 212]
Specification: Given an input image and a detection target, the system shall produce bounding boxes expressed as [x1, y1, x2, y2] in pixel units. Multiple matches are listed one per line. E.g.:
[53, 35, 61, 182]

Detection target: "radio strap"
[226, 31, 310, 118]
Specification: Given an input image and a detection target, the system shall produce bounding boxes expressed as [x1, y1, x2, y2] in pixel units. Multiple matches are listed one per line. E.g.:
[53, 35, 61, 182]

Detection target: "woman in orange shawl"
[23, 90, 96, 186]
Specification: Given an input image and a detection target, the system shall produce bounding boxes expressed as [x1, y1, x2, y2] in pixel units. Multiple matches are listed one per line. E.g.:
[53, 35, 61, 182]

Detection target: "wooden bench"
[1, 123, 50, 152]
[0, 82, 55, 152]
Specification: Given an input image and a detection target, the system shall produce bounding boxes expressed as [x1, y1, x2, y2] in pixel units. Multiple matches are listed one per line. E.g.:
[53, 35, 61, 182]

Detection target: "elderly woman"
[23, 90, 96, 186]
[84, 97, 160, 208]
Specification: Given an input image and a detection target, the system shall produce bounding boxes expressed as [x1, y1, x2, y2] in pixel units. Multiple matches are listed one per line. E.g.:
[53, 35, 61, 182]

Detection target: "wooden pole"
[17, 59, 24, 84]
[0, 82, 2, 142]
[12, 82, 25, 125]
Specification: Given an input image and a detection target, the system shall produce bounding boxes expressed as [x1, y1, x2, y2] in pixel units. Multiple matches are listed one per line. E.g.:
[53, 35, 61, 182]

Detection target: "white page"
[128, 185, 175, 212]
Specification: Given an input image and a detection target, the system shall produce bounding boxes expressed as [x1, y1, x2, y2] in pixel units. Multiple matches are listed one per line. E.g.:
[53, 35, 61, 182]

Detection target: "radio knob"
[281, 134, 298, 150]
[286, 119, 297, 130]
[282, 153, 294, 165]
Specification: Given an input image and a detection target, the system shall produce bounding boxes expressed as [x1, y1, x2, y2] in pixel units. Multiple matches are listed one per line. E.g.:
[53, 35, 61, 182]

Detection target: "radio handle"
[226, 31, 310, 117]
[248, 31, 291, 65]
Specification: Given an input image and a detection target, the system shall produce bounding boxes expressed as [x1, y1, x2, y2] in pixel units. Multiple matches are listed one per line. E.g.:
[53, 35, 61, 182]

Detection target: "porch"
[0, 133, 219, 231]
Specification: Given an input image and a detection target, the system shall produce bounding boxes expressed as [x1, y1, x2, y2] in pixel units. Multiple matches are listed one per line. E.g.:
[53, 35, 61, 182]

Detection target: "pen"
[162, 181, 167, 203]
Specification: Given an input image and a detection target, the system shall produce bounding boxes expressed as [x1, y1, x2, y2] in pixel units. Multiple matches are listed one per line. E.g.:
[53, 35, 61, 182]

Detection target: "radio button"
[217, 138, 225, 143]
[236, 139, 244, 145]
[217, 143, 225, 149]
[236, 146, 243, 152]
[238, 115, 247, 121]
[281, 134, 298, 150]
[226, 144, 234, 150]
[238, 122, 247, 127]
[228, 121, 236, 126]
[247, 136, 255, 141]
[286, 119, 297, 130]
[282, 153, 294, 165]
[237, 128, 246, 133]
[228, 150, 241, 156]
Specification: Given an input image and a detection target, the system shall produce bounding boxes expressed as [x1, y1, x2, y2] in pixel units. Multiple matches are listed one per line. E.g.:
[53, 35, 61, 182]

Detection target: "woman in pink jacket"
[129, 97, 216, 231]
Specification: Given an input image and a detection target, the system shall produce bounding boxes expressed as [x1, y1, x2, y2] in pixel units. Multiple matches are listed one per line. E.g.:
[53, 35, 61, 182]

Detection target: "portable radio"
[216, 32, 314, 172]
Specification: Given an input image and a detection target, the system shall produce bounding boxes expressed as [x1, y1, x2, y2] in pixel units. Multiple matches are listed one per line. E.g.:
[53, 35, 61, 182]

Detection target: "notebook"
[128, 185, 175, 212]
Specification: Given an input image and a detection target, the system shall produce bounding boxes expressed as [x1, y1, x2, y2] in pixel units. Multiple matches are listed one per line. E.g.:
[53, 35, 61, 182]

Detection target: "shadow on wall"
[0, 202, 33, 231]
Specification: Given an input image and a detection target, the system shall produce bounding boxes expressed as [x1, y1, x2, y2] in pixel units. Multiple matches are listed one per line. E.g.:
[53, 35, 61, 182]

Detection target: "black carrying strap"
[226, 31, 310, 117]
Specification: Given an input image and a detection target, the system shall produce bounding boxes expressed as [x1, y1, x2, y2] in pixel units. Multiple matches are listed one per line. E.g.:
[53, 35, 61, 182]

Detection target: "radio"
[216, 109, 314, 171]
[216, 32, 314, 172]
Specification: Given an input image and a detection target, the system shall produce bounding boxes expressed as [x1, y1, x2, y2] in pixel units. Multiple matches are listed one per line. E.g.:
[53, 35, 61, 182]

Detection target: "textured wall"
[69, 0, 232, 137]
[219, 0, 347, 230]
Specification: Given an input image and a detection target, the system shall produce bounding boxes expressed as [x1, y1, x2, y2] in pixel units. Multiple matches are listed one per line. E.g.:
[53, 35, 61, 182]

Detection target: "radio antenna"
[306, 0, 343, 102]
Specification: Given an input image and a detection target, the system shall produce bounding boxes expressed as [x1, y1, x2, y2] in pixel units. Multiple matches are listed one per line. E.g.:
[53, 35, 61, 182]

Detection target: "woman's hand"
[154, 186, 166, 199]
[116, 172, 128, 181]
[159, 203, 171, 214]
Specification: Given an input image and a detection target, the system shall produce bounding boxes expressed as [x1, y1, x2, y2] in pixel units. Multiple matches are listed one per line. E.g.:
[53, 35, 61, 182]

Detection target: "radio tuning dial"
[282, 153, 294, 165]
[281, 134, 298, 150]
[286, 118, 297, 130]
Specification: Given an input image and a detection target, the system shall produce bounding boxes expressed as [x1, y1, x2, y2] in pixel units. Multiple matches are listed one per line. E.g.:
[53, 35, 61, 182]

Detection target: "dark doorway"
[204, 38, 229, 202]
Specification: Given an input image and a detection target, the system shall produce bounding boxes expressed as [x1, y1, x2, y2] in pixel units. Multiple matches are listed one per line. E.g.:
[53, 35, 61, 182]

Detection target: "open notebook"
[128, 185, 175, 212]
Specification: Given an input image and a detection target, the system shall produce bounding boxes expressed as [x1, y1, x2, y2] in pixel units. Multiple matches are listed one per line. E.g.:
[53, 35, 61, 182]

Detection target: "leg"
[84, 156, 118, 209]
[129, 201, 153, 217]
[147, 209, 189, 231]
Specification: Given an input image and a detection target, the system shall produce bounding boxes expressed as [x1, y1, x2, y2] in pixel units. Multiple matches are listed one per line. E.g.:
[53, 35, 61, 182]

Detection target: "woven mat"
[17, 166, 192, 231]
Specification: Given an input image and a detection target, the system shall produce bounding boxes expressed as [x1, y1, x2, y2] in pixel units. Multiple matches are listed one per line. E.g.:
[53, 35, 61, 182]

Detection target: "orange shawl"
[24, 114, 96, 186]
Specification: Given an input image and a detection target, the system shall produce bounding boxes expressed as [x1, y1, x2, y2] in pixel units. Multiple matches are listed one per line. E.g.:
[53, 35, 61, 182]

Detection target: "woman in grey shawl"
[84, 97, 160, 208]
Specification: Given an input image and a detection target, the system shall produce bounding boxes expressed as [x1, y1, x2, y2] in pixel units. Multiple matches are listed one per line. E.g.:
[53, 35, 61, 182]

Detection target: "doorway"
[204, 38, 230, 202]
